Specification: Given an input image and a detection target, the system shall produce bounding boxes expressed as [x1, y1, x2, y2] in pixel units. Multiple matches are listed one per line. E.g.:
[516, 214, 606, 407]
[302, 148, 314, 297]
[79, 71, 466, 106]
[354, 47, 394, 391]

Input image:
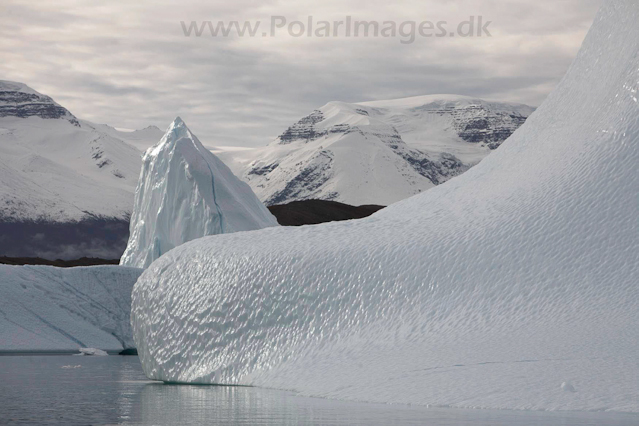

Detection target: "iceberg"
[0, 265, 141, 352]
[120, 117, 278, 269]
[77, 347, 109, 356]
[131, 1, 639, 412]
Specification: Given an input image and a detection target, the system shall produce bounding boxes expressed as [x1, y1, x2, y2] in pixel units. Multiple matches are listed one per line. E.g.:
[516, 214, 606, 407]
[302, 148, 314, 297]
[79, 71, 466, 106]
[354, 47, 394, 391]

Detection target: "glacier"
[120, 117, 278, 269]
[0, 265, 141, 351]
[131, 0, 639, 412]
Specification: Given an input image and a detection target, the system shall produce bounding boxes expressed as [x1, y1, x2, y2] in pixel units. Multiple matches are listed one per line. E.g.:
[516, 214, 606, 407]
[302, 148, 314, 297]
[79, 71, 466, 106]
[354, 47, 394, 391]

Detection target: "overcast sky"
[0, 0, 602, 147]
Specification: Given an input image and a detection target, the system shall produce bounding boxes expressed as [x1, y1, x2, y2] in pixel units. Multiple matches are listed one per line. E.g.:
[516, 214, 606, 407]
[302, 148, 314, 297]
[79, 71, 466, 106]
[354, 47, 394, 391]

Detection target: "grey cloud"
[0, 0, 603, 148]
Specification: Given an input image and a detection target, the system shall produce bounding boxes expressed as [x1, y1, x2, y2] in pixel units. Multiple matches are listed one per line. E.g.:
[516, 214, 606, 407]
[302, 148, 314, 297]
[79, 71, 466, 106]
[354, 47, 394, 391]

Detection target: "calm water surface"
[0, 356, 637, 425]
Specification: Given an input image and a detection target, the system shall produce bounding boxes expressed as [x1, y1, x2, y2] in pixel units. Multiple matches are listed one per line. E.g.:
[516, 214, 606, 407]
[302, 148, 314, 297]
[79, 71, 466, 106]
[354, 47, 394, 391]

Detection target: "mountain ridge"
[216, 95, 535, 206]
[0, 82, 533, 258]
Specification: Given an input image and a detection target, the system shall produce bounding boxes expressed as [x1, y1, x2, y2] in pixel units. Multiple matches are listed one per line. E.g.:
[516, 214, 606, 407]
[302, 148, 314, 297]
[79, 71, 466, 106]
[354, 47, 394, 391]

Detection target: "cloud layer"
[0, 0, 602, 147]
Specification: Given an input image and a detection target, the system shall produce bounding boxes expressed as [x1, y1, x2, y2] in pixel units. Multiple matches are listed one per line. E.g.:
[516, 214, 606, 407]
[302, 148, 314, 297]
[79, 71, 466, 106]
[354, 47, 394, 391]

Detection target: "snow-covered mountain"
[216, 95, 534, 206]
[121, 117, 278, 269]
[0, 79, 532, 258]
[0, 80, 161, 258]
[0, 80, 79, 125]
[0, 80, 163, 222]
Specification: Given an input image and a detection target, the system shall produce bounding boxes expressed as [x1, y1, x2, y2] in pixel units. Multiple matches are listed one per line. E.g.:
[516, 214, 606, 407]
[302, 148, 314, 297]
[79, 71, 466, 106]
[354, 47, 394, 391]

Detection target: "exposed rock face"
[276, 97, 533, 150]
[276, 112, 358, 146]
[277, 110, 326, 144]
[262, 119, 471, 207]
[373, 128, 468, 186]
[267, 199, 384, 226]
[265, 149, 337, 205]
[0, 81, 79, 126]
[445, 104, 529, 149]
[258, 124, 469, 206]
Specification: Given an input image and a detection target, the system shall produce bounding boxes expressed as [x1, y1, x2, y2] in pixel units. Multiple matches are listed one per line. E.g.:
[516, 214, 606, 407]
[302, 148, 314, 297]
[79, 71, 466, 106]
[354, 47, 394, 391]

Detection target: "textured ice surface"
[132, 1, 639, 412]
[120, 117, 278, 268]
[0, 265, 141, 351]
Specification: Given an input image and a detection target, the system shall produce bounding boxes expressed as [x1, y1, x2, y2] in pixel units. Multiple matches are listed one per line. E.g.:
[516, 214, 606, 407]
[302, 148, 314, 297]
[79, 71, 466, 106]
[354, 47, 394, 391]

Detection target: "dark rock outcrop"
[266, 150, 335, 205]
[0, 256, 119, 267]
[268, 199, 384, 226]
[277, 110, 326, 144]
[0, 218, 130, 260]
[0, 86, 80, 126]
[423, 103, 530, 150]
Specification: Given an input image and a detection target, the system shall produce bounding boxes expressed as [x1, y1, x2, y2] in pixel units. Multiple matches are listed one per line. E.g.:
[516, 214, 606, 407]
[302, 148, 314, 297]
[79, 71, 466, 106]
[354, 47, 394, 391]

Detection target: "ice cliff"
[131, 1, 639, 412]
[0, 265, 141, 351]
[120, 117, 278, 269]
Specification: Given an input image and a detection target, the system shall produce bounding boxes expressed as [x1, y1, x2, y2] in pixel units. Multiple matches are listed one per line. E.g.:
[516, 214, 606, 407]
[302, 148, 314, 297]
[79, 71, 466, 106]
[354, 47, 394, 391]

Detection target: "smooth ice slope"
[120, 118, 278, 269]
[132, 1, 639, 412]
[0, 265, 141, 351]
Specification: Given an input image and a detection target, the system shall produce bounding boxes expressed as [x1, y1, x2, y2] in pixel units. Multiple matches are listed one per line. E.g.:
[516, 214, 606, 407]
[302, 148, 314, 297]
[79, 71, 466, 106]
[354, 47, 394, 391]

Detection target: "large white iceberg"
[0, 265, 141, 351]
[131, 1, 639, 412]
[120, 117, 278, 269]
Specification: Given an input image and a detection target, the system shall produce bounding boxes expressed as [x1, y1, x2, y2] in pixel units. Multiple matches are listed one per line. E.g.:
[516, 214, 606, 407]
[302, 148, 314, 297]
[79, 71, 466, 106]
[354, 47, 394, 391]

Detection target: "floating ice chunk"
[120, 117, 278, 269]
[78, 348, 108, 356]
[132, 0, 639, 412]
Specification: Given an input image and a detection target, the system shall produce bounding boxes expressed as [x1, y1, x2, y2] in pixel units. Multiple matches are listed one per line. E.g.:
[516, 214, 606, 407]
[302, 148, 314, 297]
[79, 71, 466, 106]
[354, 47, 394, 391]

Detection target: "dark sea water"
[0, 356, 637, 426]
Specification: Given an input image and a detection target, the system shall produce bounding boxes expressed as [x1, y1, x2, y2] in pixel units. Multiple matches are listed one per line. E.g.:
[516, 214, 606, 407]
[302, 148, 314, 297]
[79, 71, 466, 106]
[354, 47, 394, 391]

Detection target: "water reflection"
[128, 382, 639, 426]
[1, 356, 638, 426]
[132, 383, 435, 426]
